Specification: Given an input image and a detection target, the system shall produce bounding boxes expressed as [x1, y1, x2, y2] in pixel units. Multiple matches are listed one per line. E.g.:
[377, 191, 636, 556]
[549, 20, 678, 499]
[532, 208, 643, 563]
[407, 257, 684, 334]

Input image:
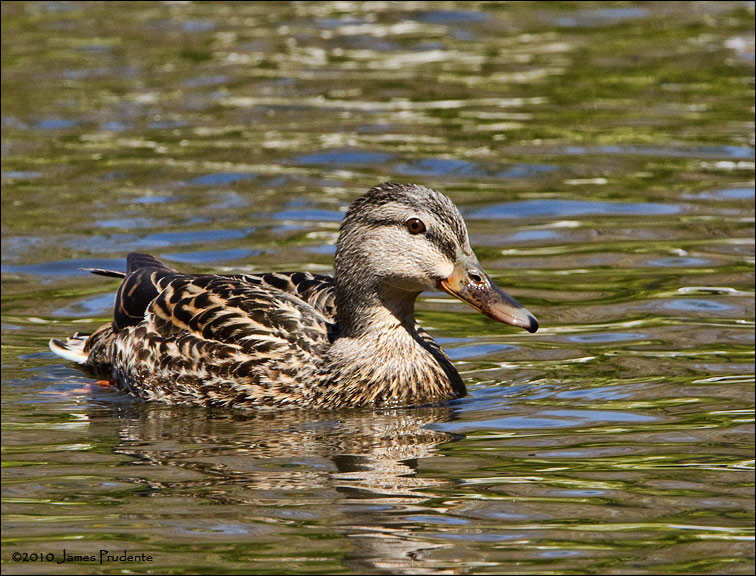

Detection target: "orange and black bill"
[438, 254, 538, 333]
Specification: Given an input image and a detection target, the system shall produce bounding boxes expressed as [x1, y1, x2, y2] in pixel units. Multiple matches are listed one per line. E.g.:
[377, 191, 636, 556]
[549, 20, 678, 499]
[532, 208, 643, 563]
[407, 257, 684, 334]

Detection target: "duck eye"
[405, 218, 426, 235]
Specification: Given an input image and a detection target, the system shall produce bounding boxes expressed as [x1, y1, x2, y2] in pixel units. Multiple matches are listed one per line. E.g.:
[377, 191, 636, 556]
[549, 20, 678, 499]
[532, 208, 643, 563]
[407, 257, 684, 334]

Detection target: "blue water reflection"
[467, 199, 681, 219]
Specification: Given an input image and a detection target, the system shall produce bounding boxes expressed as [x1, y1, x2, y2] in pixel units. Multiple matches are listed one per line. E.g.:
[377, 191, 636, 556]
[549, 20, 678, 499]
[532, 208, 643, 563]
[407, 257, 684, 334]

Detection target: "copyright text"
[11, 549, 154, 564]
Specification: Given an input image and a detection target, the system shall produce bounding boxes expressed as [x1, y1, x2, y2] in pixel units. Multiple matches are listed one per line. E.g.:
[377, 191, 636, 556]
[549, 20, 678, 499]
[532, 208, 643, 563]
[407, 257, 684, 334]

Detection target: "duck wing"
[89, 254, 335, 407]
[231, 271, 337, 321]
[114, 271, 334, 407]
[110, 253, 337, 328]
[51, 253, 339, 407]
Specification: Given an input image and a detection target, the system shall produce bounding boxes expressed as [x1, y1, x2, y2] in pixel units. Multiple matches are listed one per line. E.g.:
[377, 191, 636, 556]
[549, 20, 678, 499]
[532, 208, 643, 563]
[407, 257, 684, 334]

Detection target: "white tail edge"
[49, 333, 89, 364]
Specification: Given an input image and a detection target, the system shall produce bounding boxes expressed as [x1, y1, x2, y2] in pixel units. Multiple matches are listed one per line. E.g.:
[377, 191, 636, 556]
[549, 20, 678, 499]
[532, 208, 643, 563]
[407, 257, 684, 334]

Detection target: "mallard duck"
[50, 183, 538, 409]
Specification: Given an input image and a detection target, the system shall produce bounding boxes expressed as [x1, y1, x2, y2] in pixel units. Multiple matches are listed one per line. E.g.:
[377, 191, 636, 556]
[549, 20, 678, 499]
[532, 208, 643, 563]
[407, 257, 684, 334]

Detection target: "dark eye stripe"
[357, 215, 457, 261]
[426, 230, 457, 262]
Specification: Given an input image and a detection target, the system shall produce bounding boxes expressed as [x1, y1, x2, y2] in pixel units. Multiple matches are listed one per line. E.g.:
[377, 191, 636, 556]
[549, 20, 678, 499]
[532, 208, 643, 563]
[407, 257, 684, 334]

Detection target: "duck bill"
[437, 256, 538, 333]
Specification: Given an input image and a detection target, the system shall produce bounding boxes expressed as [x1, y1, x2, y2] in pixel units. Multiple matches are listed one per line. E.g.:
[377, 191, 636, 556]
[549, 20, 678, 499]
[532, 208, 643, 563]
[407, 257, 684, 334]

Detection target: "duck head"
[334, 183, 538, 334]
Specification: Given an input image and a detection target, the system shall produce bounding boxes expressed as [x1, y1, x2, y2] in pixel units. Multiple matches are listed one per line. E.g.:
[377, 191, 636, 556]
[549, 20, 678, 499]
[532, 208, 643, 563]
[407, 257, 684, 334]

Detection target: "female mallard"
[50, 183, 538, 409]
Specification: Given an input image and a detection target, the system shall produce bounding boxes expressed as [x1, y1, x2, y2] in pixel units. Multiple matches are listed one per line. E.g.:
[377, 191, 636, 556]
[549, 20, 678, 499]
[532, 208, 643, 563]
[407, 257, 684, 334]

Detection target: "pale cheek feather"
[435, 259, 454, 281]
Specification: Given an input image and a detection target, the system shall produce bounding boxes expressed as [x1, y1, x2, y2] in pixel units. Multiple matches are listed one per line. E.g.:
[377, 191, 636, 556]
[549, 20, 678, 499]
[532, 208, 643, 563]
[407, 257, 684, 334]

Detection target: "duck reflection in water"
[86, 402, 462, 572]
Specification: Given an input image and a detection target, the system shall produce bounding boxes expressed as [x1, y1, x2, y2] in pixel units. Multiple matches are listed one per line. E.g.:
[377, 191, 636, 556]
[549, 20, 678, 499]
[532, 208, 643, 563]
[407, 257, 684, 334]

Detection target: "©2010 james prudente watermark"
[11, 549, 154, 565]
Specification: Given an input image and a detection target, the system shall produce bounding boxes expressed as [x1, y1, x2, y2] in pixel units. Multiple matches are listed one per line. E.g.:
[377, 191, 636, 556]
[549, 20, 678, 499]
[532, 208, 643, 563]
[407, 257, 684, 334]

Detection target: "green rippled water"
[2, 1, 754, 574]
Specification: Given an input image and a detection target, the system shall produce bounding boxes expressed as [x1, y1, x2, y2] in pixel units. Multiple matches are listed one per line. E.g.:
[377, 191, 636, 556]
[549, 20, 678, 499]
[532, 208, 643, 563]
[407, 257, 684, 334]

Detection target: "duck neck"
[325, 281, 465, 407]
[335, 282, 418, 339]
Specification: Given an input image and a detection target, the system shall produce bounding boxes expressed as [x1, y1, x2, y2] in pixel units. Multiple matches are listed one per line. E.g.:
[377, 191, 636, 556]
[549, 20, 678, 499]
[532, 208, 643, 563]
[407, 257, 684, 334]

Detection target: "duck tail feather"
[49, 333, 90, 364]
[80, 268, 127, 279]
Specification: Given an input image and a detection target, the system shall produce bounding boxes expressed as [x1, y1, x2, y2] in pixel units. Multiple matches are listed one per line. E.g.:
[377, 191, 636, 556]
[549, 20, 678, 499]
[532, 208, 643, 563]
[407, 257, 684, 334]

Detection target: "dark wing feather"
[113, 253, 181, 330]
[126, 253, 177, 274]
[233, 271, 337, 321]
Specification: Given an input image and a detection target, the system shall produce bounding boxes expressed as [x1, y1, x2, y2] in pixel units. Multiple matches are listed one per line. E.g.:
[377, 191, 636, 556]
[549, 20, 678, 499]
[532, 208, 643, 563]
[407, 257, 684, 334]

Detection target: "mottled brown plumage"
[50, 183, 538, 409]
